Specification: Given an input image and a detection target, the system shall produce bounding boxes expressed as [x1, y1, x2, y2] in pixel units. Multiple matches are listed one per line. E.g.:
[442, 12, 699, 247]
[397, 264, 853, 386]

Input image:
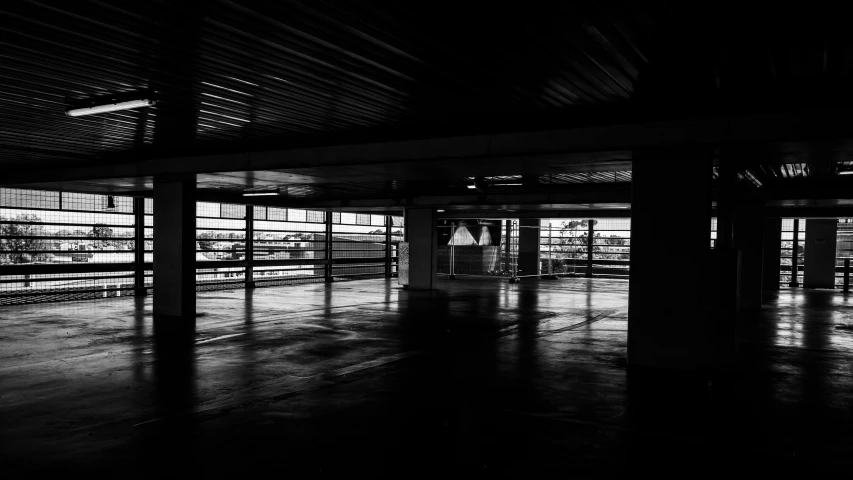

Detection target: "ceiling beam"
[764, 207, 853, 218]
[6, 107, 853, 186]
[438, 209, 631, 219]
[738, 176, 853, 201]
[195, 183, 631, 210]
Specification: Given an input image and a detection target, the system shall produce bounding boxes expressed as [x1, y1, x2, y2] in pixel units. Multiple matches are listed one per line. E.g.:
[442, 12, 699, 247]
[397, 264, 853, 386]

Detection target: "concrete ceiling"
[5, 2, 853, 214]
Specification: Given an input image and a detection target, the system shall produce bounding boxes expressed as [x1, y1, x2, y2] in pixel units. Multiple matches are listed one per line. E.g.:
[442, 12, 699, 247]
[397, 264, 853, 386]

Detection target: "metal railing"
[1, 188, 404, 305]
[780, 218, 806, 287]
[540, 218, 631, 279]
[835, 258, 851, 292]
[1, 190, 140, 305]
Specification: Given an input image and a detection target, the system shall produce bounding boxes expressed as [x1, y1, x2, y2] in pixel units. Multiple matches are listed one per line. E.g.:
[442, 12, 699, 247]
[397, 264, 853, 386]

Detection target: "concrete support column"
[517, 218, 540, 277]
[245, 205, 255, 288]
[585, 220, 594, 277]
[405, 208, 437, 290]
[153, 177, 196, 326]
[733, 202, 765, 310]
[715, 155, 737, 251]
[133, 197, 147, 296]
[324, 212, 334, 282]
[762, 218, 782, 294]
[790, 219, 801, 287]
[804, 219, 838, 288]
[385, 215, 393, 278]
[629, 146, 733, 372]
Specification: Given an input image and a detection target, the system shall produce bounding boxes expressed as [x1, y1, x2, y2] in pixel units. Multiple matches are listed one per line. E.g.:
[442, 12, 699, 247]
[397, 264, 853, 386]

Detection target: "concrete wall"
[803, 219, 838, 288]
[517, 218, 540, 276]
[733, 203, 764, 310]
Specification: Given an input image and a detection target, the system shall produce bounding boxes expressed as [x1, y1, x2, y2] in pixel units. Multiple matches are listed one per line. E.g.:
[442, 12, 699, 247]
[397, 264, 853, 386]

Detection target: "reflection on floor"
[2, 278, 853, 474]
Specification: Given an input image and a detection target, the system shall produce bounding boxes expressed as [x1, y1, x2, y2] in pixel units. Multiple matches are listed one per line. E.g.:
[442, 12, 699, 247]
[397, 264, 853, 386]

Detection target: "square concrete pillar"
[517, 218, 541, 277]
[733, 202, 765, 310]
[404, 208, 437, 290]
[628, 146, 733, 372]
[153, 177, 196, 323]
[804, 219, 838, 288]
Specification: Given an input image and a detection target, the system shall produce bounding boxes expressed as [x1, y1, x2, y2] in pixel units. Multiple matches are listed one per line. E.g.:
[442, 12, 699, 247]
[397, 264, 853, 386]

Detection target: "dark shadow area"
[136, 315, 199, 474]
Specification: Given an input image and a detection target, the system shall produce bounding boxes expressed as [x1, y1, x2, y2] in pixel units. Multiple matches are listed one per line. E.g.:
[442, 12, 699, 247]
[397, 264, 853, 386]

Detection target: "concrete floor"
[2, 277, 853, 475]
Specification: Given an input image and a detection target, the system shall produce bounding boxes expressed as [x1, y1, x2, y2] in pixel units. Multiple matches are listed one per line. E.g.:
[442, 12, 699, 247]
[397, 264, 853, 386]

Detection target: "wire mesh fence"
[539, 219, 588, 276]
[390, 215, 404, 275]
[437, 221, 511, 277]
[780, 218, 806, 287]
[331, 213, 392, 280]
[1, 187, 404, 305]
[1, 189, 140, 305]
[195, 202, 247, 290]
[436, 218, 634, 280]
[836, 219, 853, 288]
[538, 218, 631, 278]
[589, 218, 631, 278]
[710, 217, 717, 249]
[253, 206, 326, 287]
[11, 188, 849, 304]
[777, 218, 853, 289]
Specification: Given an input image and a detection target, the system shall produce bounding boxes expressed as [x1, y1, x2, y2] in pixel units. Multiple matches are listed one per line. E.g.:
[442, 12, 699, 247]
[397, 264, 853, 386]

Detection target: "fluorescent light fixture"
[242, 188, 279, 196]
[839, 170, 853, 175]
[494, 183, 523, 186]
[467, 184, 476, 189]
[437, 209, 445, 212]
[66, 99, 156, 117]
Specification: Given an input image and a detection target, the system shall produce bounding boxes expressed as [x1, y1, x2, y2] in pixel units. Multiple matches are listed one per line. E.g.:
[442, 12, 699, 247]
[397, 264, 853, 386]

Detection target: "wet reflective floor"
[2, 278, 853, 475]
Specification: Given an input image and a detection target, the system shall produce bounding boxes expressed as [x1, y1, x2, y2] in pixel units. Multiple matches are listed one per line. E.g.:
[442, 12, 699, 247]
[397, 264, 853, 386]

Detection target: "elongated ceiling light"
[66, 98, 156, 117]
[467, 181, 522, 188]
[243, 188, 279, 196]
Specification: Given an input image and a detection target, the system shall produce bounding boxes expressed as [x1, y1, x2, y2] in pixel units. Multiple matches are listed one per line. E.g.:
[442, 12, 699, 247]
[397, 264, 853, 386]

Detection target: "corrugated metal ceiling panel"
[1, 0, 654, 170]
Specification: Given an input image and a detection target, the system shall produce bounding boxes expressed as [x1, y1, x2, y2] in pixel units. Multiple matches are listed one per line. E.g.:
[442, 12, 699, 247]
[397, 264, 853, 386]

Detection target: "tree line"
[542, 220, 629, 274]
[547, 220, 629, 259]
